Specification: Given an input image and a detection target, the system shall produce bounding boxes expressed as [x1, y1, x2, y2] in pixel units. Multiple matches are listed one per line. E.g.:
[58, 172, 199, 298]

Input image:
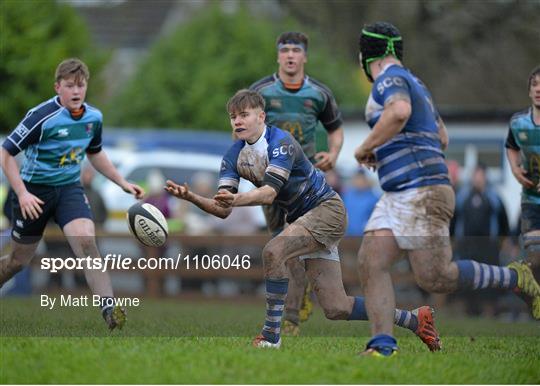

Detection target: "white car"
[94, 149, 263, 232]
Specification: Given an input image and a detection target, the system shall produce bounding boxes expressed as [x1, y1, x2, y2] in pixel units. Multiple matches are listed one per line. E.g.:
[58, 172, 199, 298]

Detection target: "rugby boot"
[508, 261, 540, 319]
[360, 347, 398, 357]
[360, 334, 398, 358]
[281, 319, 300, 336]
[412, 306, 441, 351]
[252, 334, 281, 348]
[103, 305, 127, 330]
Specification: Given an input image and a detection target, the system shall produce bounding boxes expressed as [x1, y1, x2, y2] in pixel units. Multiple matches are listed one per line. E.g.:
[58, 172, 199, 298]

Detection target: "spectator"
[454, 163, 510, 316]
[342, 168, 380, 236]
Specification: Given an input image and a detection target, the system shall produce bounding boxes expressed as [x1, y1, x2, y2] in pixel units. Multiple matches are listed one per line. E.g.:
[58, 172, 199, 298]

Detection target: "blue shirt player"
[0, 58, 144, 330]
[166, 89, 445, 350]
[355, 22, 540, 357]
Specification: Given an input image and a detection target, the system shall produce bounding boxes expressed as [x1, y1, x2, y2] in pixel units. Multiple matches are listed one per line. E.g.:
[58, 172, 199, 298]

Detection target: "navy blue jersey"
[2, 96, 102, 186]
[218, 126, 335, 223]
[250, 74, 342, 163]
[365, 64, 449, 192]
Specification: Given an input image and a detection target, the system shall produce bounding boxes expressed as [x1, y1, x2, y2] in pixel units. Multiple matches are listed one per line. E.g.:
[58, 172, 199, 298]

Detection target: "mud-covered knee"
[79, 237, 98, 256]
[323, 306, 349, 321]
[262, 245, 279, 267]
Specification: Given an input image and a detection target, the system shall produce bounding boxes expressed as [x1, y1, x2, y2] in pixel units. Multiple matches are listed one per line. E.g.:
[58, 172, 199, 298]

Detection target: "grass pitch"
[1, 297, 539, 384]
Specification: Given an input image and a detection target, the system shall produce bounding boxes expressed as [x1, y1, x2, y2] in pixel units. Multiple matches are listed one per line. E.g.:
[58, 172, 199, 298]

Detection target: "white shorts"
[364, 185, 454, 250]
[299, 245, 340, 262]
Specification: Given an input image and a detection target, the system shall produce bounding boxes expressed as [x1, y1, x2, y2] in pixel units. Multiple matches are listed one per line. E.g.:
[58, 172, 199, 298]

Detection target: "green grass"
[1, 297, 539, 384]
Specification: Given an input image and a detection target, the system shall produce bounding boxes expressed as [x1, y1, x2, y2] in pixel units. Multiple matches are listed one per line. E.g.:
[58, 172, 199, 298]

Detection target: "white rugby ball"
[127, 202, 168, 247]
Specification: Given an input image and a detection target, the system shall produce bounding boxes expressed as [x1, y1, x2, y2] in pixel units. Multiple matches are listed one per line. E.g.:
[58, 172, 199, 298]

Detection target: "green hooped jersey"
[250, 74, 343, 163]
[2, 96, 102, 185]
[506, 107, 540, 204]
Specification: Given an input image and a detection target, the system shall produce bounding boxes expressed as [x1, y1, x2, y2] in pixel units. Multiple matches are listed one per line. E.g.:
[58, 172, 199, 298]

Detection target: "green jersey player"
[250, 32, 344, 334]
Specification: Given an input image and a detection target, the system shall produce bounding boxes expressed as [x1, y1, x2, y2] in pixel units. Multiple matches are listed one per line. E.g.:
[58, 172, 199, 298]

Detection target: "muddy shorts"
[364, 184, 454, 250]
[293, 195, 347, 261]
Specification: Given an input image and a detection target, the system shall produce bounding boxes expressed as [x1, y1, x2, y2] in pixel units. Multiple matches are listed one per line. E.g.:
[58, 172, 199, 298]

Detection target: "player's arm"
[315, 127, 344, 171]
[1, 117, 46, 220]
[506, 147, 534, 189]
[165, 180, 232, 219]
[87, 151, 144, 199]
[505, 127, 534, 189]
[355, 95, 411, 164]
[214, 185, 277, 207]
[0, 147, 44, 220]
[437, 116, 449, 151]
[315, 88, 344, 171]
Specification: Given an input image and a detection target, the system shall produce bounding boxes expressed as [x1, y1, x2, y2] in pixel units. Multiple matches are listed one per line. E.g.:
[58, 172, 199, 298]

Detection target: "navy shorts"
[11, 182, 92, 244]
[521, 202, 540, 234]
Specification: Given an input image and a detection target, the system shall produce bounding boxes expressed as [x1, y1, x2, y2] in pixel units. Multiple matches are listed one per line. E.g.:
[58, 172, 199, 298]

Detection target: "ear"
[54, 82, 60, 94]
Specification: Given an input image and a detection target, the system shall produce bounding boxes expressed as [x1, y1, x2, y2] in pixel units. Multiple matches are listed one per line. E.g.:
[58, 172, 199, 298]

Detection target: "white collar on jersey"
[246, 126, 268, 147]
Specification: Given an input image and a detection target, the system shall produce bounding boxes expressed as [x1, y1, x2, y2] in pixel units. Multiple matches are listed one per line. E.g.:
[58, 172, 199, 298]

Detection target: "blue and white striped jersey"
[218, 125, 335, 223]
[365, 64, 449, 192]
[506, 107, 540, 204]
[2, 96, 102, 185]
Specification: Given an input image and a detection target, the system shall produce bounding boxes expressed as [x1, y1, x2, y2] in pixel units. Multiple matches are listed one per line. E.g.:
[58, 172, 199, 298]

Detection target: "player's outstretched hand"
[214, 189, 235, 208]
[123, 182, 145, 199]
[314, 151, 336, 171]
[18, 191, 44, 220]
[164, 180, 190, 200]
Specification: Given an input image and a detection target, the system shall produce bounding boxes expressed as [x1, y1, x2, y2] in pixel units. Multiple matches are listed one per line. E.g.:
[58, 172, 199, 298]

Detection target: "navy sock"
[347, 296, 369, 320]
[262, 278, 288, 344]
[457, 260, 517, 290]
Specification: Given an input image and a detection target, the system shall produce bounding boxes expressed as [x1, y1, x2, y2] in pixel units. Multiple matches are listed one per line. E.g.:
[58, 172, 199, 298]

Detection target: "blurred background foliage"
[0, 0, 108, 131]
[1, 0, 538, 132]
[105, 5, 364, 130]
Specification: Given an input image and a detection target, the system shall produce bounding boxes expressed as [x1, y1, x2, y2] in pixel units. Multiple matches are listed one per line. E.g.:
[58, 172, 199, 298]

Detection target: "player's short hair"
[226, 89, 265, 113]
[359, 21, 403, 81]
[528, 65, 540, 91]
[55, 58, 90, 83]
[276, 31, 308, 51]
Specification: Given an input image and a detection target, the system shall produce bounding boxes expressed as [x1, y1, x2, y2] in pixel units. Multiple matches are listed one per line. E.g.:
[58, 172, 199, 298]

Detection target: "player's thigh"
[358, 229, 402, 273]
[10, 182, 56, 245]
[9, 239, 41, 265]
[408, 245, 456, 286]
[265, 222, 325, 262]
[305, 258, 347, 301]
[55, 184, 93, 233]
[521, 203, 540, 264]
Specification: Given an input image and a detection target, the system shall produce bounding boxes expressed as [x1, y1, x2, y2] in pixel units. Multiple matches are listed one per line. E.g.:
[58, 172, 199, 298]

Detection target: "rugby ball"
[127, 202, 168, 247]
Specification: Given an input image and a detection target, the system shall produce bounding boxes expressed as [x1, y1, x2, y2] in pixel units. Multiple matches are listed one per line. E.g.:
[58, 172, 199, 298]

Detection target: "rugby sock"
[100, 296, 114, 317]
[347, 296, 369, 320]
[347, 297, 418, 331]
[366, 334, 398, 356]
[393, 309, 418, 332]
[457, 260, 518, 290]
[262, 278, 288, 344]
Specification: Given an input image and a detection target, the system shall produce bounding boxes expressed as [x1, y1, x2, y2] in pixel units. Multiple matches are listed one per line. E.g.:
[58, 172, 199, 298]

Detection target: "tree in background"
[107, 5, 365, 130]
[281, 0, 540, 111]
[0, 0, 107, 132]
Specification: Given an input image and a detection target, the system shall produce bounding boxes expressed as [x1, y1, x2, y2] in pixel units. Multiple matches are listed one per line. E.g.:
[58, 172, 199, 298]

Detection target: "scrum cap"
[359, 22, 403, 82]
